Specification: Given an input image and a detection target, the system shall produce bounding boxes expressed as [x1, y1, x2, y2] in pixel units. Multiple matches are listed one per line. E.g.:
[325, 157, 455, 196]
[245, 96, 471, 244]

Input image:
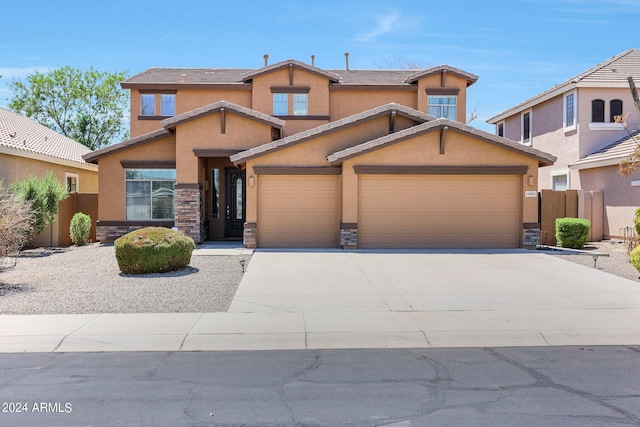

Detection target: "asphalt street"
[1, 346, 640, 426]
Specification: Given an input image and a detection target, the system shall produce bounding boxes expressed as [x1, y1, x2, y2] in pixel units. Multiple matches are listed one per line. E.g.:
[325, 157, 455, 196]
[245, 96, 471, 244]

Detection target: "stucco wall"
[96, 135, 176, 220]
[329, 88, 417, 120]
[580, 165, 640, 237]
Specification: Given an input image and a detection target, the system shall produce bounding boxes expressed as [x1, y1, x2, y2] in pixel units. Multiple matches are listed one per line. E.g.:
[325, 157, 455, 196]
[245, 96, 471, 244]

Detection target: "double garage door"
[257, 174, 521, 249]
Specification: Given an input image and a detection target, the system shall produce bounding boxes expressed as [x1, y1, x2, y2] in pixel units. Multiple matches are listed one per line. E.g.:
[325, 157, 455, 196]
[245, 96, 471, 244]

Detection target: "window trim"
[550, 170, 570, 191]
[427, 95, 457, 121]
[124, 168, 176, 221]
[563, 91, 577, 132]
[521, 109, 532, 146]
[65, 172, 79, 193]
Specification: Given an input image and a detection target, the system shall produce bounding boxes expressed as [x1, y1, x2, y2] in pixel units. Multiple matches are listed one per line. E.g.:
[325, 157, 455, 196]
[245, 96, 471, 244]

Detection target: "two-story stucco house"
[488, 49, 640, 238]
[84, 56, 555, 249]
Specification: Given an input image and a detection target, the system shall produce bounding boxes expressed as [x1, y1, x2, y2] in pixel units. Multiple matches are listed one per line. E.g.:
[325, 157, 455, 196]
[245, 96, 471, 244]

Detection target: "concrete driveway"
[229, 249, 640, 348]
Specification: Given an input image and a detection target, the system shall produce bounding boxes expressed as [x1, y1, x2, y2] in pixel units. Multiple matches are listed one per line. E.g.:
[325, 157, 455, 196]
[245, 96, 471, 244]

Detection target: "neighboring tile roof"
[570, 129, 640, 170]
[326, 118, 556, 167]
[162, 100, 285, 130]
[122, 63, 477, 88]
[83, 129, 171, 164]
[230, 103, 436, 164]
[488, 49, 640, 123]
[0, 107, 97, 168]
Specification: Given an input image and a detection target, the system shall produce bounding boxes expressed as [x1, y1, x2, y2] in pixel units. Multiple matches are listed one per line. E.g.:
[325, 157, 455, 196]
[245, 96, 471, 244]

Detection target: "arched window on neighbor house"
[591, 99, 605, 123]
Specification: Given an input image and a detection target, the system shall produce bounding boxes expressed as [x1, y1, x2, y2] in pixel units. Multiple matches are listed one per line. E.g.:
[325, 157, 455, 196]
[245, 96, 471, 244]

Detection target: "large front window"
[428, 95, 457, 120]
[125, 169, 176, 220]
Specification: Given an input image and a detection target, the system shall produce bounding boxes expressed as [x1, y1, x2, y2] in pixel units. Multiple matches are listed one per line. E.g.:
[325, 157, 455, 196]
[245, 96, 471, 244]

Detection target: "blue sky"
[1, 0, 639, 132]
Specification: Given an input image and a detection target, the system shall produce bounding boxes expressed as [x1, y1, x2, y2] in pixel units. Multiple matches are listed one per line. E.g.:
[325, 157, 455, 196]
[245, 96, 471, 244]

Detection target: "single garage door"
[258, 175, 340, 247]
[358, 175, 521, 248]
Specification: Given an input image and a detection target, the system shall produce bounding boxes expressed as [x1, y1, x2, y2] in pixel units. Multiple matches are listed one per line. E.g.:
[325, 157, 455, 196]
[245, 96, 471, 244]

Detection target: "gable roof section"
[239, 59, 341, 83]
[488, 49, 640, 123]
[404, 65, 479, 86]
[162, 100, 285, 130]
[570, 130, 640, 170]
[230, 103, 436, 165]
[0, 107, 97, 170]
[121, 68, 252, 89]
[326, 118, 556, 167]
[84, 101, 283, 163]
[83, 128, 171, 164]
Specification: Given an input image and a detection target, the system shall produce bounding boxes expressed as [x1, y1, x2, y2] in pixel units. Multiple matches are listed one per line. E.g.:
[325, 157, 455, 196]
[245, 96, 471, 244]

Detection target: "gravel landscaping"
[0, 243, 250, 315]
[0, 240, 638, 315]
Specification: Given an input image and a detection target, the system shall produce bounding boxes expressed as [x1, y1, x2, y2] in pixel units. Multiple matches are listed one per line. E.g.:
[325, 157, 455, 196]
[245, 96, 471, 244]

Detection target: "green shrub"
[69, 212, 92, 246]
[634, 208, 640, 237]
[555, 218, 591, 249]
[631, 245, 640, 273]
[114, 227, 195, 274]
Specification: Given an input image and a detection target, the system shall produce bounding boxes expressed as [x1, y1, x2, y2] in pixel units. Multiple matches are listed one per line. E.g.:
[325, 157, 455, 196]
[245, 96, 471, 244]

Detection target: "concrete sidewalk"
[2, 249, 640, 352]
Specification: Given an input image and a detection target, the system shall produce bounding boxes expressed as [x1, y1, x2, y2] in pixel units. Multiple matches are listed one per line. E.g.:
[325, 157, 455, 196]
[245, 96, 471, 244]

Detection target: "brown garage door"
[258, 176, 340, 247]
[358, 175, 521, 248]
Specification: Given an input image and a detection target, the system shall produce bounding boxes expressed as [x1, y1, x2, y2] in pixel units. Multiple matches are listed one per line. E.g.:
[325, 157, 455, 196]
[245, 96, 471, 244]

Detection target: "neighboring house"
[85, 58, 555, 249]
[0, 107, 99, 246]
[488, 49, 640, 238]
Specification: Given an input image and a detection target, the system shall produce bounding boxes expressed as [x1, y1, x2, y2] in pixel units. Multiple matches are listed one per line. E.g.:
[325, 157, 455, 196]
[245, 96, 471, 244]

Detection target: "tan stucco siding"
[329, 89, 417, 120]
[0, 153, 98, 192]
[96, 135, 176, 220]
[418, 73, 469, 123]
[251, 68, 330, 118]
[175, 112, 276, 183]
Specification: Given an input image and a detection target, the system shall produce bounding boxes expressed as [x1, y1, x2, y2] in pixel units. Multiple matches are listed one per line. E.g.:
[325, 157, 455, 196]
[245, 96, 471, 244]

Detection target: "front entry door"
[225, 168, 246, 238]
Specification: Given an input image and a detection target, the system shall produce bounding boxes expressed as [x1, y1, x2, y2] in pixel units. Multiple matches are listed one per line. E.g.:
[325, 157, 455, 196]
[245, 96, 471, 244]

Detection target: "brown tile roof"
[230, 103, 436, 164]
[122, 63, 477, 88]
[570, 129, 640, 170]
[239, 59, 341, 83]
[326, 118, 556, 167]
[0, 107, 97, 169]
[404, 65, 478, 85]
[83, 129, 171, 164]
[489, 49, 640, 123]
[162, 100, 285, 130]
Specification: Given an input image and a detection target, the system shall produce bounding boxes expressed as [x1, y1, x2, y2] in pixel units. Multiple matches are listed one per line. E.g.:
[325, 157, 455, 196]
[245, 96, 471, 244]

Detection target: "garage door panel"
[258, 176, 339, 248]
[359, 175, 521, 248]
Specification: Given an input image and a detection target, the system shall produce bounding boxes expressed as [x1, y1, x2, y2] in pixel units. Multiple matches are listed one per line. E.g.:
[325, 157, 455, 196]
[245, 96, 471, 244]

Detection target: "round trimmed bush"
[631, 246, 640, 274]
[555, 217, 590, 249]
[69, 212, 92, 246]
[114, 227, 195, 274]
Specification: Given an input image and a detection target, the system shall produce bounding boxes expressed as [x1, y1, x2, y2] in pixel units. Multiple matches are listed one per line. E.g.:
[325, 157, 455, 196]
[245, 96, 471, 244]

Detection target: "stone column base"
[340, 223, 358, 250]
[244, 222, 257, 248]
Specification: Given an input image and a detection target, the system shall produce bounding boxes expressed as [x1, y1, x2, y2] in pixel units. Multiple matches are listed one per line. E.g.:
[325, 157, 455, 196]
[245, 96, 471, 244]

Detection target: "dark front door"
[225, 168, 246, 238]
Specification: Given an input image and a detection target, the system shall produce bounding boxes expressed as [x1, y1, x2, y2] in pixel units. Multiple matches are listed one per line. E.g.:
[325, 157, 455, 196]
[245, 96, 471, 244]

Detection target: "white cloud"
[356, 10, 402, 43]
[0, 66, 51, 79]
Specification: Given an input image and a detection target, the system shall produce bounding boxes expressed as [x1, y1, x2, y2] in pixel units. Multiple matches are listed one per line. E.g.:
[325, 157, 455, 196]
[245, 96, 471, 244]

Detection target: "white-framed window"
[496, 121, 505, 138]
[521, 110, 532, 145]
[141, 94, 155, 116]
[65, 172, 79, 193]
[273, 93, 288, 116]
[551, 170, 570, 191]
[293, 94, 308, 115]
[161, 94, 175, 116]
[428, 95, 457, 120]
[564, 92, 576, 131]
[125, 169, 176, 220]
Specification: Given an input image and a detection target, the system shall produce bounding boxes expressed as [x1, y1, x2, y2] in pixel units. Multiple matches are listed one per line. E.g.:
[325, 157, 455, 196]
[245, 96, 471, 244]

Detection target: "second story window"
[273, 93, 288, 116]
[293, 94, 308, 115]
[591, 99, 605, 122]
[497, 122, 504, 137]
[564, 92, 576, 130]
[141, 94, 155, 116]
[610, 99, 623, 122]
[161, 94, 175, 116]
[428, 96, 457, 120]
[521, 111, 532, 145]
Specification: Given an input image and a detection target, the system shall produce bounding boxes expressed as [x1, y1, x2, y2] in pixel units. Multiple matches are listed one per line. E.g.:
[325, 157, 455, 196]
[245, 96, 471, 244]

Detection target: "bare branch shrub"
[0, 185, 34, 272]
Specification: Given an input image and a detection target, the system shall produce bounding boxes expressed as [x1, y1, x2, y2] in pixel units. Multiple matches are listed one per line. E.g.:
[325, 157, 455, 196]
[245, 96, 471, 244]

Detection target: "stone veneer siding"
[340, 223, 358, 249]
[174, 185, 203, 243]
[243, 222, 257, 248]
[96, 221, 174, 242]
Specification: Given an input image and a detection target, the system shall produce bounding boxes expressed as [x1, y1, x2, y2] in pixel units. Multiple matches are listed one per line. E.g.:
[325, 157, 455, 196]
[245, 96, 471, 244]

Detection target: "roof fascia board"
[569, 157, 624, 170]
[0, 145, 98, 171]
